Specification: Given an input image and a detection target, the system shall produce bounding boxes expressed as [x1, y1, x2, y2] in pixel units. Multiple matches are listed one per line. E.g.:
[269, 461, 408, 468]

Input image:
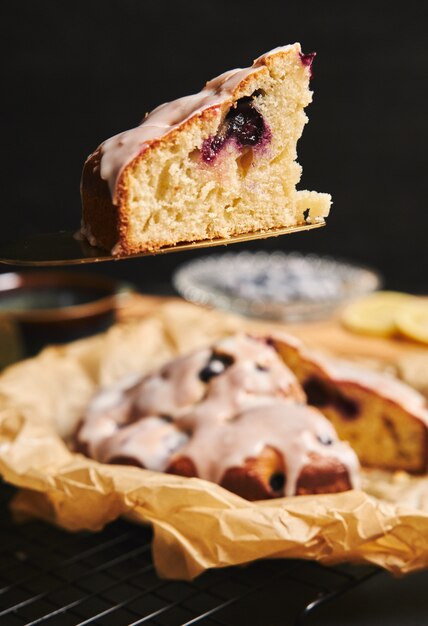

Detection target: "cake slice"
[81, 44, 331, 256]
[271, 333, 428, 473]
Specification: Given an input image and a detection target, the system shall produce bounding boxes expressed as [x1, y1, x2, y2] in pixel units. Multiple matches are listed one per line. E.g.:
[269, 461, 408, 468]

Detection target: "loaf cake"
[80, 44, 331, 256]
[75, 335, 359, 499]
[272, 333, 428, 473]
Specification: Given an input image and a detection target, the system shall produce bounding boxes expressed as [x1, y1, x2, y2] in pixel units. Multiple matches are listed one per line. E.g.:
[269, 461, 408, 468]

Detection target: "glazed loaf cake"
[272, 334, 428, 473]
[75, 335, 359, 500]
[81, 44, 331, 256]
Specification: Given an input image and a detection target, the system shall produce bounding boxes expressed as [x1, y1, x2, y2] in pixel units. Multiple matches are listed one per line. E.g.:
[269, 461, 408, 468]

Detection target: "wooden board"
[284, 315, 428, 364]
[119, 294, 428, 367]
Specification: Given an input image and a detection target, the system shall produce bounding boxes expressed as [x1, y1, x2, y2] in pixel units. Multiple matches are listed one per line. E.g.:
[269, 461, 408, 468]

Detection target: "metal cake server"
[0, 221, 325, 266]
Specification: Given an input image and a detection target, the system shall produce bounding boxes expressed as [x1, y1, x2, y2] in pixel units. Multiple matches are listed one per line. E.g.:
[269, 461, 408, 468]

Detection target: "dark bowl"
[0, 271, 133, 367]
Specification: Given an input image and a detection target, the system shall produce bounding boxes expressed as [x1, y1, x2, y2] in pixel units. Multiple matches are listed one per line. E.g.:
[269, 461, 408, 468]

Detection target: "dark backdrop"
[1, 0, 427, 293]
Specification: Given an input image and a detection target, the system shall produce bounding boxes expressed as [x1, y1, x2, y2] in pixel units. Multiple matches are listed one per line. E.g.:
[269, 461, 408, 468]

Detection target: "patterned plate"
[173, 251, 381, 321]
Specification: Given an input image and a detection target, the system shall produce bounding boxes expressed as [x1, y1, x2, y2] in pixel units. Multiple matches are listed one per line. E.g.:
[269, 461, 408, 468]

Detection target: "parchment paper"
[1, 300, 428, 579]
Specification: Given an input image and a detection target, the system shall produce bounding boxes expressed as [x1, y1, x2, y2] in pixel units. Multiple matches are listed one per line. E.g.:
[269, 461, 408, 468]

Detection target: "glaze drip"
[77, 335, 359, 496]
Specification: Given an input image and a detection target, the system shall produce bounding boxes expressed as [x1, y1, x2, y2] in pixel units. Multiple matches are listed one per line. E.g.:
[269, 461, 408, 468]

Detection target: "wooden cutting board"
[119, 294, 428, 369]
[118, 293, 428, 400]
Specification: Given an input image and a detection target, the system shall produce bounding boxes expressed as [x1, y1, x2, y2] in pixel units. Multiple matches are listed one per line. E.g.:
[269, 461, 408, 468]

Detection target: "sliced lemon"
[341, 291, 415, 337]
[396, 301, 428, 344]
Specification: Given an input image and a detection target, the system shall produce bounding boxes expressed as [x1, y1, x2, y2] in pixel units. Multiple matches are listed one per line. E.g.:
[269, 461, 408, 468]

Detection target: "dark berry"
[334, 394, 360, 420]
[269, 472, 286, 493]
[256, 363, 269, 372]
[303, 377, 332, 408]
[304, 377, 360, 420]
[226, 97, 265, 147]
[318, 434, 334, 446]
[201, 133, 228, 163]
[299, 52, 316, 77]
[201, 95, 269, 163]
[199, 353, 234, 382]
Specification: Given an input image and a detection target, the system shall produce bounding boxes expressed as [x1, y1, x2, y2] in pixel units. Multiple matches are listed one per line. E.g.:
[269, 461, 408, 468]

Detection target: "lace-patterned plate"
[173, 251, 381, 321]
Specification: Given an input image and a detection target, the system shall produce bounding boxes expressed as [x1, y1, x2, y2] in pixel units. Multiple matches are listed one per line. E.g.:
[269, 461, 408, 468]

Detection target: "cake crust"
[271, 332, 428, 474]
[80, 148, 120, 251]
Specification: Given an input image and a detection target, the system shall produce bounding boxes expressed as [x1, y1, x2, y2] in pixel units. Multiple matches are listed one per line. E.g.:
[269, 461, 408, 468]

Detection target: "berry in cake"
[201, 96, 271, 163]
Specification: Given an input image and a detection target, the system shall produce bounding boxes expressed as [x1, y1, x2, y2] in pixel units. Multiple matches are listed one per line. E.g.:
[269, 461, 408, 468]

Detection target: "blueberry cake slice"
[81, 44, 331, 256]
[272, 333, 428, 473]
[75, 335, 359, 500]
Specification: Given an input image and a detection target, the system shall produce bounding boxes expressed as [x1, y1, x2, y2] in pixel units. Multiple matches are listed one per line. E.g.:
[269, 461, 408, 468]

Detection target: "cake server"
[0, 221, 325, 266]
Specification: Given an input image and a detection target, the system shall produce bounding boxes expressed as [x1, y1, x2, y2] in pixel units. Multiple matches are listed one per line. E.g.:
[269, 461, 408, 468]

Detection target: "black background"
[1, 7, 428, 624]
[1, 0, 427, 293]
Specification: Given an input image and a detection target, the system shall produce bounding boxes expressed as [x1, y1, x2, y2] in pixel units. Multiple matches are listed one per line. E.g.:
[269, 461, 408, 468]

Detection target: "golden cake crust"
[271, 333, 428, 474]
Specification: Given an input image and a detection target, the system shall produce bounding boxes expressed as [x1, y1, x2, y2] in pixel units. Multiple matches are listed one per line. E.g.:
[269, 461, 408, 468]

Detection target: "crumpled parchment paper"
[1, 300, 428, 579]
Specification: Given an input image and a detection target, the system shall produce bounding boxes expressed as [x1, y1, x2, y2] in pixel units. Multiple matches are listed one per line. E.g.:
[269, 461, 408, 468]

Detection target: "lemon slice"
[341, 291, 415, 337]
[396, 301, 428, 344]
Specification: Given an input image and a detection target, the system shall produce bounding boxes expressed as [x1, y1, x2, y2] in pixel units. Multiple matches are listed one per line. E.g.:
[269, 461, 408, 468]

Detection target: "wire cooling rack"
[0, 483, 378, 626]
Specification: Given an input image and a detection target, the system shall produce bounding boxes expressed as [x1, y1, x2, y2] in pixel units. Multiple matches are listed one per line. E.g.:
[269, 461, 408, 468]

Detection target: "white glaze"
[94, 416, 188, 471]
[133, 349, 211, 418]
[77, 334, 359, 495]
[96, 44, 300, 199]
[175, 403, 359, 495]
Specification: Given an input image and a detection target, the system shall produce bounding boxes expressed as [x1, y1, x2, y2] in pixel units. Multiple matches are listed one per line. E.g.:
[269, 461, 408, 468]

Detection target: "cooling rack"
[0, 482, 378, 626]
